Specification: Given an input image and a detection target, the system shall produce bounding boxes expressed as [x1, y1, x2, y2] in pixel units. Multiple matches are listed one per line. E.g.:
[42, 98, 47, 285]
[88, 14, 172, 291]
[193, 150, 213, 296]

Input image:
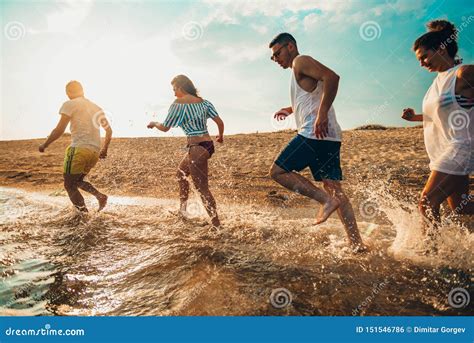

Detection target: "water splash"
[0, 186, 472, 316]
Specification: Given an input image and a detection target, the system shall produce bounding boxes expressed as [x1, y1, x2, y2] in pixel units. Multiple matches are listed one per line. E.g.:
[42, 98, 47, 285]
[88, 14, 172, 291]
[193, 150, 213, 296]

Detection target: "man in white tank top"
[38, 81, 113, 212]
[268, 33, 365, 252]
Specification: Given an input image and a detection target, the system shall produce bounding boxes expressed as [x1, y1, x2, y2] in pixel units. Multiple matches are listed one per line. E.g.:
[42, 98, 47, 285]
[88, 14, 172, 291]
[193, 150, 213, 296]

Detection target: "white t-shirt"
[59, 97, 102, 152]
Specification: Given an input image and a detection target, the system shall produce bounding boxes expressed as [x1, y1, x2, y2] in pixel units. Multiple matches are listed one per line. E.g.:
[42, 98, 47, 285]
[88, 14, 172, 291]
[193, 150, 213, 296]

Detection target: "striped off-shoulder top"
[162, 99, 219, 136]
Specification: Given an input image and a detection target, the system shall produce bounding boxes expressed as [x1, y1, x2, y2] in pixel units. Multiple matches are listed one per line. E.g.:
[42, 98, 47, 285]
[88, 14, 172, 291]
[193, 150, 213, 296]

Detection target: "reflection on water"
[0, 187, 472, 316]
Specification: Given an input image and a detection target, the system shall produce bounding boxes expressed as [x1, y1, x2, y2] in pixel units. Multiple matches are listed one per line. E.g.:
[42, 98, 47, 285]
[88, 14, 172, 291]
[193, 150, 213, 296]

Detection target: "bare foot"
[315, 197, 340, 225]
[97, 194, 108, 212]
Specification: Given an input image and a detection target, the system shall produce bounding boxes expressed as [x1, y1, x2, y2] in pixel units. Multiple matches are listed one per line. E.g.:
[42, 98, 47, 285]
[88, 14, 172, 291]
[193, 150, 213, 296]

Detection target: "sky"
[1, 0, 473, 140]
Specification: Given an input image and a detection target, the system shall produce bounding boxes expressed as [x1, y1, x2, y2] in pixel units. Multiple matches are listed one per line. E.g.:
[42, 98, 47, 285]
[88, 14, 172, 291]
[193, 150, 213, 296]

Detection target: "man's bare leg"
[76, 174, 108, 211]
[64, 174, 87, 212]
[323, 180, 365, 251]
[269, 163, 340, 224]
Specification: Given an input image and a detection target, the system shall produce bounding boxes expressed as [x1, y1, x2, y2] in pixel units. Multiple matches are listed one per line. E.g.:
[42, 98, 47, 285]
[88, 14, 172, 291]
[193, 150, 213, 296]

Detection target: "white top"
[422, 64, 473, 175]
[59, 97, 102, 152]
[290, 69, 342, 141]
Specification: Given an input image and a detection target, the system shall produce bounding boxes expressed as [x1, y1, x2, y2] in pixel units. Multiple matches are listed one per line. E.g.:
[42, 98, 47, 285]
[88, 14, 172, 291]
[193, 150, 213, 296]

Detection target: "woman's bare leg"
[177, 154, 191, 213]
[446, 175, 474, 215]
[419, 171, 464, 232]
[188, 146, 220, 227]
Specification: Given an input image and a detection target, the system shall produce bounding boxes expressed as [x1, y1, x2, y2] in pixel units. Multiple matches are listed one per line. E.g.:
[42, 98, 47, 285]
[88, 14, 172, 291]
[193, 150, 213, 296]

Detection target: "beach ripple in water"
[0, 187, 472, 316]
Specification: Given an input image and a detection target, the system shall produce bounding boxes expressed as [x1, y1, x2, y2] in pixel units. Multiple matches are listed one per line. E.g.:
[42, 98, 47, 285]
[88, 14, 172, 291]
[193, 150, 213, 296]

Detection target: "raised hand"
[402, 108, 415, 121]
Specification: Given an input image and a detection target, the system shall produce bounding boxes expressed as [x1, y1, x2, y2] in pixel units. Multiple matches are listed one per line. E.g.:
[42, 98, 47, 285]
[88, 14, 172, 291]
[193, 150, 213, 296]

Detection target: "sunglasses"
[270, 43, 288, 61]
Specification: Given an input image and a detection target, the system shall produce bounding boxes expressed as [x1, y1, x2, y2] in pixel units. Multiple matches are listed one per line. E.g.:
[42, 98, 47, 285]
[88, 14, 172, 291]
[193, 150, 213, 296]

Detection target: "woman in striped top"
[147, 75, 225, 228]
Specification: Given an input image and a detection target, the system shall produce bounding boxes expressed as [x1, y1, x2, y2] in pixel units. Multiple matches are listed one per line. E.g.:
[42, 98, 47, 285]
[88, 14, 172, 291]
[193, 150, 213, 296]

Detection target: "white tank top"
[422, 64, 474, 175]
[290, 69, 342, 141]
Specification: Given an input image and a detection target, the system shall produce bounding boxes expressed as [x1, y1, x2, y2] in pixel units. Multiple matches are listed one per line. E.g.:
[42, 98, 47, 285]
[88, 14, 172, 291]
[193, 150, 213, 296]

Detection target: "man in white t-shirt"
[268, 33, 365, 252]
[39, 81, 112, 212]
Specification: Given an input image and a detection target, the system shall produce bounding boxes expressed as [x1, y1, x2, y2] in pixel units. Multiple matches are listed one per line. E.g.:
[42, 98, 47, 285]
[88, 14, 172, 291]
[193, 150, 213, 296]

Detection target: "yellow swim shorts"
[63, 146, 99, 175]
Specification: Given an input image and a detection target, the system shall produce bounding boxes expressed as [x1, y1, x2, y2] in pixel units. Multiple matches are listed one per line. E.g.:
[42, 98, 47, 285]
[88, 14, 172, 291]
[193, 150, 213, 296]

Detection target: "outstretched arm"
[294, 55, 340, 138]
[39, 115, 70, 152]
[147, 121, 170, 132]
[212, 116, 224, 143]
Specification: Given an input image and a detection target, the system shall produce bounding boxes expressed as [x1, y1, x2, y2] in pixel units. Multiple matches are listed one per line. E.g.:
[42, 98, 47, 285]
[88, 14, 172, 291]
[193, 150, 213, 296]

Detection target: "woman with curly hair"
[402, 20, 473, 233]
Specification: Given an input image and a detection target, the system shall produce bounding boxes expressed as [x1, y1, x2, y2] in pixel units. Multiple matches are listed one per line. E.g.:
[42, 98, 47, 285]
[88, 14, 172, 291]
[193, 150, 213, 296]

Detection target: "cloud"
[284, 15, 300, 32]
[202, 0, 353, 20]
[250, 24, 269, 35]
[27, 0, 93, 35]
[216, 42, 267, 63]
[387, 0, 435, 14]
[303, 13, 319, 31]
[201, 0, 434, 34]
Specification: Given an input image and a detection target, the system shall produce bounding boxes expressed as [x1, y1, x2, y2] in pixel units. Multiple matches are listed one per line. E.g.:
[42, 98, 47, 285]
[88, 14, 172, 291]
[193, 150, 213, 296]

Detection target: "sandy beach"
[1, 127, 473, 316]
[3, 126, 465, 207]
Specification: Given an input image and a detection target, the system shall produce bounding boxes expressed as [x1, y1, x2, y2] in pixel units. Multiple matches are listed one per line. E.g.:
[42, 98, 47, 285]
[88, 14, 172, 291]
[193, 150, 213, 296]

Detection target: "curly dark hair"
[413, 19, 461, 64]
